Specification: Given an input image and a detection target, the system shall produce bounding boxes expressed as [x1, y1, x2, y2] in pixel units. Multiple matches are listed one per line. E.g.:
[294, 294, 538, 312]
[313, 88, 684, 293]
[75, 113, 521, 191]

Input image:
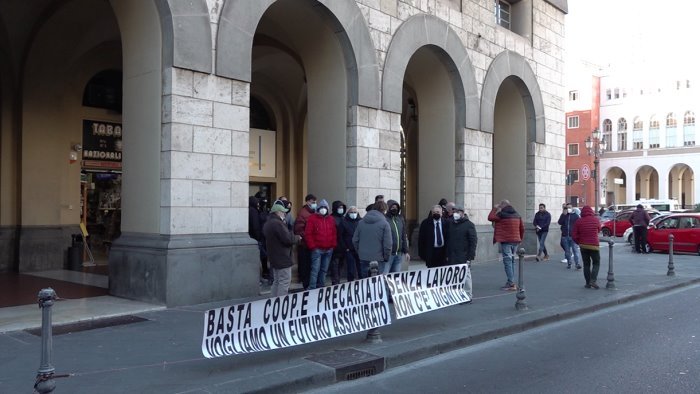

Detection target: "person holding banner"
[418, 205, 449, 268]
[304, 199, 337, 289]
[446, 206, 477, 300]
[384, 200, 410, 274]
[263, 203, 302, 297]
[353, 201, 392, 278]
[488, 200, 524, 291]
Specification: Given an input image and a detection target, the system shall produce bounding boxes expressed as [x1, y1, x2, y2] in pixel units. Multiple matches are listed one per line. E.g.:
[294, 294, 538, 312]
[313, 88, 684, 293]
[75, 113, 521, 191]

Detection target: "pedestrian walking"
[446, 206, 477, 300]
[384, 200, 410, 274]
[263, 203, 301, 297]
[629, 204, 651, 253]
[418, 205, 449, 268]
[352, 201, 392, 278]
[340, 206, 362, 281]
[488, 200, 524, 291]
[558, 203, 581, 269]
[294, 194, 317, 289]
[572, 206, 602, 289]
[533, 203, 551, 261]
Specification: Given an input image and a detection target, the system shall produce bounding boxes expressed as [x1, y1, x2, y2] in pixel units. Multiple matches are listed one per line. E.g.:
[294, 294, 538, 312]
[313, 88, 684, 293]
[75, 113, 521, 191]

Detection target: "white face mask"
[453, 213, 462, 220]
[349, 212, 358, 220]
[567, 208, 572, 214]
[318, 208, 328, 215]
[337, 208, 344, 215]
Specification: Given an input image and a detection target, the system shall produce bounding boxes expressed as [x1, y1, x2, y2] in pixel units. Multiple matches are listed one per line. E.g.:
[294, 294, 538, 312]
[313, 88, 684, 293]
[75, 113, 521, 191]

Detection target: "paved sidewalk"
[1, 242, 699, 393]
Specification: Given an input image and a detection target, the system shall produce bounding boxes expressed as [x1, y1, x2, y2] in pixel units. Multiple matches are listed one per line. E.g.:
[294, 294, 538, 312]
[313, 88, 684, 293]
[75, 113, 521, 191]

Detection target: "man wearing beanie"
[304, 199, 337, 289]
[263, 203, 301, 297]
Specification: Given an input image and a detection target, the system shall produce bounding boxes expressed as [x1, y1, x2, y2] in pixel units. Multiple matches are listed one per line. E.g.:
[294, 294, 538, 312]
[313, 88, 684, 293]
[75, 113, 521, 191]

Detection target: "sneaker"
[590, 282, 600, 289]
[535, 255, 541, 262]
[500, 283, 517, 291]
[576, 265, 582, 270]
[584, 283, 592, 289]
[567, 264, 571, 269]
[561, 258, 568, 263]
[543, 255, 550, 261]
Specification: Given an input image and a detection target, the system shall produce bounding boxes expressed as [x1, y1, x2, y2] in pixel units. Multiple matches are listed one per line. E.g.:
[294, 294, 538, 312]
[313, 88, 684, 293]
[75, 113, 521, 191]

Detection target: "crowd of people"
[250, 192, 606, 298]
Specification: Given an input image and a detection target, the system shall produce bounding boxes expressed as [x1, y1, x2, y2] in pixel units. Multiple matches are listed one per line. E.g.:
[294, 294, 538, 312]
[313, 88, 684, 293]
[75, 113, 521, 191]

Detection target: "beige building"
[0, 0, 568, 306]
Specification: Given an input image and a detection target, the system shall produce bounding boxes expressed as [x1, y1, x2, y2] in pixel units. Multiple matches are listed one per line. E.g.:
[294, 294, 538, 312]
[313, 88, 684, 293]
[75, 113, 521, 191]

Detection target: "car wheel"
[646, 243, 653, 253]
[602, 228, 611, 237]
[627, 234, 634, 244]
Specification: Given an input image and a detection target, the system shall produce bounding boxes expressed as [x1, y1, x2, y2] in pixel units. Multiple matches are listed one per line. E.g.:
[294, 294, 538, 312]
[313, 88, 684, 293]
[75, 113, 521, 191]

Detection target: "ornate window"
[649, 115, 660, 148]
[633, 117, 643, 149]
[666, 113, 677, 148]
[617, 118, 627, 151]
[666, 113, 677, 128]
[602, 119, 612, 151]
[684, 111, 695, 146]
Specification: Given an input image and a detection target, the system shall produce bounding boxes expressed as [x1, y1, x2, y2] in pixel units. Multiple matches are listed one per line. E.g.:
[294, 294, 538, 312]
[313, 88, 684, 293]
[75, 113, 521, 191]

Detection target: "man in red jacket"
[304, 199, 337, 289]
[488, 199, 524, 291]
[572, 206, 602, 289]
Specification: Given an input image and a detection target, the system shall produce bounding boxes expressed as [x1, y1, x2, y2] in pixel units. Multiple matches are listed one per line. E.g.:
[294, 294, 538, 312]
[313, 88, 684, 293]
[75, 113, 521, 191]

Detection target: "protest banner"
[202, 275, 390, 358]
[385, 264, 470, 319]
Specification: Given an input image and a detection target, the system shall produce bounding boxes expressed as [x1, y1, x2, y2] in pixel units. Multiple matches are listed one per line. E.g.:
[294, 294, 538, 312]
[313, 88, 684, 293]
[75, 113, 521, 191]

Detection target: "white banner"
[385, 265, 470, 319]
[202, 276, 390, 358]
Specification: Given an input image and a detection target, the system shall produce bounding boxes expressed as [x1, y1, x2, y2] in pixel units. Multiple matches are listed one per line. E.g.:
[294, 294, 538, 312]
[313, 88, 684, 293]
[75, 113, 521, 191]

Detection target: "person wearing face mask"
[533, 203, 551, 261]
[446, 206, 477, 301]
[340, 206, 362, 281]
[330, 200, 348, 285]
[418, 205, 449, 268]
[304, 199, 337, 289]
[294, 194, 317, 289]
[353, 201, 392, 278]
[263, 203, 302, 297]
[488, 200, 525, 291]
[384, 200, 410, 274]
[557, 202, 581, 270]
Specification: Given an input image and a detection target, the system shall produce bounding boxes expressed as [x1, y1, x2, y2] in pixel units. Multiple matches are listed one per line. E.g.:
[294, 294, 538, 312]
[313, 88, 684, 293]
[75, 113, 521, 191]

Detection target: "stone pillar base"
[16, 226, 77, 272]
[0, 226, 19, 272]
[109, 232, 259, 307]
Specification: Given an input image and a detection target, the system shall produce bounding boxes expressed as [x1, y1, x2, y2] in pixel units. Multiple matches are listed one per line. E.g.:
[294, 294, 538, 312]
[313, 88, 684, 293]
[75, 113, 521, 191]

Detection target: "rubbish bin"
[68, 234, 83, 271]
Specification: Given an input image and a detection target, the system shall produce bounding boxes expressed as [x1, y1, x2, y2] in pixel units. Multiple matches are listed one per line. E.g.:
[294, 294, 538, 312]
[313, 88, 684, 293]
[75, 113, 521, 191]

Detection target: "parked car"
[600, 208, 660, 237]
[624, 213, 670, 244]
[646, 213, 700, 255]
[598, 209, 617, 222]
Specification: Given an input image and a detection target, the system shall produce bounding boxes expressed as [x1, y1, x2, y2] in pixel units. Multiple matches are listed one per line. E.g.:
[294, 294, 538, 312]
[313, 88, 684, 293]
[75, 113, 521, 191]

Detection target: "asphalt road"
[308, 283, 700, 394]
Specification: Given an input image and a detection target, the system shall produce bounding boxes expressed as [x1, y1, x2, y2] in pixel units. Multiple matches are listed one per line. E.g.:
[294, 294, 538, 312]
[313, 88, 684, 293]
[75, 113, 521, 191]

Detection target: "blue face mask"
[310, 203, 318, 211]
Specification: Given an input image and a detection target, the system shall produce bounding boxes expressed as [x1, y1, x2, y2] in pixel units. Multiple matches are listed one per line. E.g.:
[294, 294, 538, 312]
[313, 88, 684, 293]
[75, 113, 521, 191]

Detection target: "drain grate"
[306, 348, 384, 381]
[25, 315, 149, 336]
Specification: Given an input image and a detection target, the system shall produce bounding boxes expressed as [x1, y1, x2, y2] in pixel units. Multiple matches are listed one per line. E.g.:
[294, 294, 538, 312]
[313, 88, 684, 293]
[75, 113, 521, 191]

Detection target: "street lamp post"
[586, 128, 607, 210]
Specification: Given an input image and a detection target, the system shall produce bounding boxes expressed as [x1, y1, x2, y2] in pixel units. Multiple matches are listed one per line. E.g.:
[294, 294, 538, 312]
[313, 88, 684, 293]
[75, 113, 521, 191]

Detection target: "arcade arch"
[602, 167, 627, 206]
[635, 165, 659, 200]
[668, 163, 694, 208]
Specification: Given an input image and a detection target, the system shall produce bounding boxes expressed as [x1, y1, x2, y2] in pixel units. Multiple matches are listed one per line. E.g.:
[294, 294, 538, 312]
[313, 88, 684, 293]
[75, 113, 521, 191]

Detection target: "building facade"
[0, 0, 568, 306]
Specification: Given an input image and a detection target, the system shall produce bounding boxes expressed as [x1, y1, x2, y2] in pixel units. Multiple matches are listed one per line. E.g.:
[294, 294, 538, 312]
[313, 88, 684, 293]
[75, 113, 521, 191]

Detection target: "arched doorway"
[635, 165, 659, 200]
[603, 167, 627, 206]
[669, 164, 695, 209]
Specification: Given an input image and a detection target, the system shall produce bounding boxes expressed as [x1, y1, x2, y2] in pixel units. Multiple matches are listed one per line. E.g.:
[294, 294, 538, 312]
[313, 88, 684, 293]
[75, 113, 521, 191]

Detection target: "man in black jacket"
[418, 205, 448, 268]
[446, 205, 476, 300]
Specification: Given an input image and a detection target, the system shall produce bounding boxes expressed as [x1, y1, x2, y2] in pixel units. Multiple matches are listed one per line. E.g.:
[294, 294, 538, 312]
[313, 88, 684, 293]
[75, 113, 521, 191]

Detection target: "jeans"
[383, 254, 404, 274]
[309, 249, 332, 289]
[536, 231, 549, 256]
[580, 248, 600, 284]
[500, 242, 518, 285]
[270, 267, 291, 297]
[345, 250, 360, 281]
[560, 236, 580, 265]
[360, 260, 387, 279]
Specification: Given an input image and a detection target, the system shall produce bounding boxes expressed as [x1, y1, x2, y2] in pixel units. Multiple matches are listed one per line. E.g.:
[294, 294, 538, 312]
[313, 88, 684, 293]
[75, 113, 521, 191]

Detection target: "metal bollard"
[667, 234, 675, 276]
[35, 288, 57, 394]
[515, 248, 527, 310]
[365, 261, 382, 343]
[606, 239, 616, 289]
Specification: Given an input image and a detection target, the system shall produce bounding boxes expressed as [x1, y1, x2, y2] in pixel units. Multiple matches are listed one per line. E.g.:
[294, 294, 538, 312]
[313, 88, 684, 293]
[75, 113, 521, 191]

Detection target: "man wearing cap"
[263, 203, 301, 297]
[446, 206, 477, 300]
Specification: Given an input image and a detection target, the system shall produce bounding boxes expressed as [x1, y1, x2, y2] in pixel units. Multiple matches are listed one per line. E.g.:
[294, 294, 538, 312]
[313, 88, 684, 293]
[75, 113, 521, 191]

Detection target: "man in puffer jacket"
[488, 199, 525, 291]
[304, 199, 337, 289]
[353, 201, 392, 278]
[572, 206, 602, 289]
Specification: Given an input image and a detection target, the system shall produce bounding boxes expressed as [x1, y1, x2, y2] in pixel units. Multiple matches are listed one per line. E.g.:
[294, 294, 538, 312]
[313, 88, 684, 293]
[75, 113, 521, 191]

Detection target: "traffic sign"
[581, 164, 591, 180]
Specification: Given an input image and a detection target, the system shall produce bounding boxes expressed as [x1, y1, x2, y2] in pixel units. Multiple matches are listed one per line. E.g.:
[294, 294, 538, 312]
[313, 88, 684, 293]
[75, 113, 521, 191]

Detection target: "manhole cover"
[25, 315, 149, 336]
[306, 348, 384, 381]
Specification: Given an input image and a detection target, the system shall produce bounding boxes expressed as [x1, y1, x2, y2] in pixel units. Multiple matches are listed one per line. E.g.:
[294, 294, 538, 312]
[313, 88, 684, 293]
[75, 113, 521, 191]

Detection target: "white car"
[623, 213, 671, 244]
